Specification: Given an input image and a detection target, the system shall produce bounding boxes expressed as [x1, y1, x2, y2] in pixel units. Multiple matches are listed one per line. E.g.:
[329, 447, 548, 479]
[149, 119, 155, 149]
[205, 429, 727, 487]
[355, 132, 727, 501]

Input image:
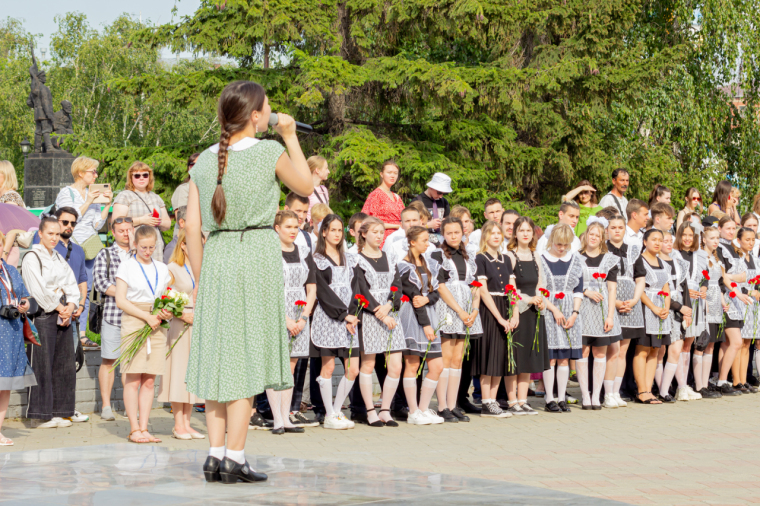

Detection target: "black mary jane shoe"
[544, 400, 562, 413]
[658, 394, 675, 403]
[203, 456, 222, 483]
[219, 457, 268, 484]
[591, 405, 602, 410]
[284, 427, 305, 433]
[271, 427, 285, 435]
[557, 401, 571, 413]
[734, 383, 749, 394]
[378, 409, 399, 427]
[581, 404, 593, 411]
[451, 407, 470, 422]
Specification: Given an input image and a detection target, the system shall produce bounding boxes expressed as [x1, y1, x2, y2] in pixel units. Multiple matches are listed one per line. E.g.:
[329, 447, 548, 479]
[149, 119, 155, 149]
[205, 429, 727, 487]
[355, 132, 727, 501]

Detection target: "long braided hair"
[212, 81, 267, 225]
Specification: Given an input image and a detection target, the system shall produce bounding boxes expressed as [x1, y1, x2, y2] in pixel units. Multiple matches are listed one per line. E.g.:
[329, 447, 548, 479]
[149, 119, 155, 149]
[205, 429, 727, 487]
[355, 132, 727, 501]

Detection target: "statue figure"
[26, 45, 58, 153]
[52, 100, 73, 150]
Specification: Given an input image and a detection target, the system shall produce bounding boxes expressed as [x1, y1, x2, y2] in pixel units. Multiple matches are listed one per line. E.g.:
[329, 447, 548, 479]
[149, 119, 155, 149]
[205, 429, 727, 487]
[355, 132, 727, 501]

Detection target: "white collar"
[626, 226, 642, 236]
[209, 137, 260, 154]
[542, 250, 573, 262]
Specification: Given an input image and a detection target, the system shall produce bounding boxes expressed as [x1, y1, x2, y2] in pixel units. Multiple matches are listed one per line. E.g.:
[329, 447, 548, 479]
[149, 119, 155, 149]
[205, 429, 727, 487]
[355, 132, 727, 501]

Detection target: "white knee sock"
[446, 368, 462, 411]
[265, 388, 283, 429]
[557, 366, 570, 402]
[543, 366, 556, 403]
[379, 375, 400, 422]
[676, 353, 688, 388]
[333, 375, 355, 415]
[692, 355, 703, 391]
[613, 376, 623, 395]
[592, 359, 606, 405]
[701, 354, 712, 390]
[436, 368, 449, 411]
[419, 378, 438, 412]
[316, 375, 335, 417]
[575, 358, 590, 405]
[661, 362, 678, 396]
[603, 379, 614, 396]
[209, 446, 225, 460]
[403, 377, 419, 413]
[655, 362, 664, 392]
[359, 372, 379, 424]
[280, 388, 294, 428]
[225, 448, 245, 465]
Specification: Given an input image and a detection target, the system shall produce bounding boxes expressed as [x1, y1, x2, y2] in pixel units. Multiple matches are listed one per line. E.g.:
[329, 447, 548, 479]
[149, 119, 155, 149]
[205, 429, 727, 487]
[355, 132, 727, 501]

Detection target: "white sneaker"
[33, 417, 72, 429]
[602, 393, 618, 408]
[407, 409, 431, 425]
[423, 409, 444, 424]
[565, 395, 579, 404]
[336, 412, 354, 429]
[613, 393, 627, 407]
[67, 411, 89, 423]
[323, 413, 351, 430]
[686, 386, 702, 400]
[675, 387, 690, 401]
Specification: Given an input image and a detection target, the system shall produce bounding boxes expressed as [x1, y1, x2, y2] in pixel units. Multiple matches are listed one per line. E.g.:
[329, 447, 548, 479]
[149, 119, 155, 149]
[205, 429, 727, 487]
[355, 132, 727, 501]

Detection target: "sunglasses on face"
[133, 173, 150, 179]
[693, 197, 702, 201]
[59, 219, 77, 227]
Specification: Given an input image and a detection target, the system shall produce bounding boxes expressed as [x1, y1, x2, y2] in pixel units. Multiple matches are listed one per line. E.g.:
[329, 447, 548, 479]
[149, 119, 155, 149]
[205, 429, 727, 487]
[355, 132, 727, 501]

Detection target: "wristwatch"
[572, 310, 579, 315]
[300, 316, 308, 322]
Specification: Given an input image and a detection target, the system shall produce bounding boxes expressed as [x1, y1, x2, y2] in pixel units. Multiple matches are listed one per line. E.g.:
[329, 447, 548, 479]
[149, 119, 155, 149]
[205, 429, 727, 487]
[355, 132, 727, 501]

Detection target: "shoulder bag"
[88, 248, 111, 335]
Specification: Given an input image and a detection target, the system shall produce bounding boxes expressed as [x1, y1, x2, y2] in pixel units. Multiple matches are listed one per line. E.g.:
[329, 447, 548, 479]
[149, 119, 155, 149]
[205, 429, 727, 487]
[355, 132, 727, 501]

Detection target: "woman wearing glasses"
[560, 180, 601, 236]
[54, 157, 113, 348]
[113, 162, 171, 262]
[676, 188, 703, 230]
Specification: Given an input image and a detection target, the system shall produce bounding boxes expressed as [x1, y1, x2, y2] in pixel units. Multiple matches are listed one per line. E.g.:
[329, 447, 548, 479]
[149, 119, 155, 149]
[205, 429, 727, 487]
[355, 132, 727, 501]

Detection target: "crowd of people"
[2, 79, 760, 483]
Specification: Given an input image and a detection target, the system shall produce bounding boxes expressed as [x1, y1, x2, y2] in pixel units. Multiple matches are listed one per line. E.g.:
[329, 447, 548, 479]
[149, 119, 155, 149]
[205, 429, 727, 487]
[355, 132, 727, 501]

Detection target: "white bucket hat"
[426, 173, 453, 193]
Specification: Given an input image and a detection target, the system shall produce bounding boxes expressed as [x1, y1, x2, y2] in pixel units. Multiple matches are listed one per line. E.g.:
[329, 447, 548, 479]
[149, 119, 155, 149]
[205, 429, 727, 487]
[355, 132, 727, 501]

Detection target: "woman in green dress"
[185, 81, 312, 484]
[561, 180, 602, 236]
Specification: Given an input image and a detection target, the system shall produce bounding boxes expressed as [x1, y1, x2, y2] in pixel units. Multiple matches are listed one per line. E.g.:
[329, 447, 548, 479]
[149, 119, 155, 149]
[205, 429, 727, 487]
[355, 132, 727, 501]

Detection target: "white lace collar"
[209, 137, 260, 154]
[542, 250, 573, 262]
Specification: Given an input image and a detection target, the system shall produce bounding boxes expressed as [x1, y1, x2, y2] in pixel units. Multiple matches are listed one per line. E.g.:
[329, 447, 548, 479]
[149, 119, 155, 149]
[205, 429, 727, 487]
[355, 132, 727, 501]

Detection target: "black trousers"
[290, 357, 308, 411]
[456, 351, 474, 406]
[309, 357, 326, 416]
[26, 312, 75, 420]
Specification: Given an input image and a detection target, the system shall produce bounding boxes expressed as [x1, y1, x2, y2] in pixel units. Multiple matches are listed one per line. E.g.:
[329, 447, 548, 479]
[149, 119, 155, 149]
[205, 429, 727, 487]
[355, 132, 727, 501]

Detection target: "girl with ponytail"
[183, 81, 312, 484]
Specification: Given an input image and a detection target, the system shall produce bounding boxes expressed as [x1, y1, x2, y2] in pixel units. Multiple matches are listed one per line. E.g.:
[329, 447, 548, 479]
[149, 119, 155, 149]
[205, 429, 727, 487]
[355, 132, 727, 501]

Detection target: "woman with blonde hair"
[307, 156, 330, 222]
[158, 229, 204, 440]
[0, 161, 24, 206]
[112, 161, 171, 261]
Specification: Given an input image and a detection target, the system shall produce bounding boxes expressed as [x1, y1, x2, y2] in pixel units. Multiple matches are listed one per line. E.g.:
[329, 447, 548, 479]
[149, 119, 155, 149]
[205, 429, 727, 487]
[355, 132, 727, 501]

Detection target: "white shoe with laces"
[613, 393, 627, 407]
[336, 412, 355, 429]
[675, 387, 690, 401]
[423, 409, 444, 424]
[323, 413, 351, 430]
[407, 409, 431, 425]
[686, 386, 702, 400]
[67, 411, 89, 423]
[602, 393, 618, 408]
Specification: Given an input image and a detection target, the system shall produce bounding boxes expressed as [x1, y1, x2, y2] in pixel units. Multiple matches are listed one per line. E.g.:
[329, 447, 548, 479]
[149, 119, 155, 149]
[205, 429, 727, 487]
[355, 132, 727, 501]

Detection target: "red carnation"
[390, 286, 398, 293]
[355, 294, 368, 307]
[401, 295, 410, 303]
[470, 281, 483, 288]
[702, 270, 710, 280]
[729, 291, 737, 298]
[295, 300, 307, 307]
[504, 284, 516, 294]
[592, 273, 600, 279]
[657, 291, 669, 297]
[555, 292, 566, 300]
[152, 208, 159, 218]
[731, 282, 738, 288]
[599, 273, 607, 280]
[539, 288, 550, 297]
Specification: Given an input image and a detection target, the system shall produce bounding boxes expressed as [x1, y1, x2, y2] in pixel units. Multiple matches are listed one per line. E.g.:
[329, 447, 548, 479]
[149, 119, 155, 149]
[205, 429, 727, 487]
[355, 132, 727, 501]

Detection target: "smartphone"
[89, 184, 111, 204]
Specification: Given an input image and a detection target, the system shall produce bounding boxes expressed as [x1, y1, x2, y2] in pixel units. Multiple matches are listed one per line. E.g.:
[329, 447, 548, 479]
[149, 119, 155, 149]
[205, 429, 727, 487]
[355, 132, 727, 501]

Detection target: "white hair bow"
[586, 216, 609, 229]
[690, 222, 704, 235]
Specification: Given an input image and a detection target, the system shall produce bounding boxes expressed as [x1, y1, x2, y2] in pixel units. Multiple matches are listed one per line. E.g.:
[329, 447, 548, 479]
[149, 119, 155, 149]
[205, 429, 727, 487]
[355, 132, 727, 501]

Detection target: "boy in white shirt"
[536, 201, 581, 255]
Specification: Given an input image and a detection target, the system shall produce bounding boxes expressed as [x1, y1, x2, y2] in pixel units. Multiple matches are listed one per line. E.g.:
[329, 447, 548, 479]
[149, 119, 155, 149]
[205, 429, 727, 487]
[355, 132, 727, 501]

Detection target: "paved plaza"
[2, 386, 760, 505]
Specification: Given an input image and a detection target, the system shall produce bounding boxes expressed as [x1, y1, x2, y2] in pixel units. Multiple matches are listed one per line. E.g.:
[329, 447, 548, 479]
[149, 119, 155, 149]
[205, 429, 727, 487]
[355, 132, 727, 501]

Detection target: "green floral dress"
[186, 139, 293, 402]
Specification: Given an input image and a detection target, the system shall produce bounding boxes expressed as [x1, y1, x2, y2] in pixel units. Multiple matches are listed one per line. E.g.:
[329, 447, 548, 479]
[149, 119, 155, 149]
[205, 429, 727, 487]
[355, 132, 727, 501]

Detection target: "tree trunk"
[264, 44, 270, 69]
[327, 2, 362, 134]
[523, 175, 540, 208]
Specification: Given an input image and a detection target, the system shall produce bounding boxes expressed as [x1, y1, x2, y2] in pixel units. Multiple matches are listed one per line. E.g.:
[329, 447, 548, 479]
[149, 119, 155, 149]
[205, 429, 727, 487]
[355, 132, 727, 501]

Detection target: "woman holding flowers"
[397, 226, 445, 425]
[539, 224, 585, 413]
[504, 217, 549, 415]
[115, 225, 173, 443]
[349, 217, 405, 427]
[158, 230, 203, 440]
[428, 217, 482, 423]
[737, 227, 760, 392]
[472, 221, 518, 418]
[272, 209, 316, 434]
[577, 218, 622, 410]
[311, 214, 360, 431]
[631, 228, 671, 404]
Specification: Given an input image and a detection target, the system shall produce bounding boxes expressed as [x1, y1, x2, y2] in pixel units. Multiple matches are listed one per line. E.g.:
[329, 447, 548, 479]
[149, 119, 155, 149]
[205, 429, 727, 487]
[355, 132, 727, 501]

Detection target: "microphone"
[269, 113, 313, 133]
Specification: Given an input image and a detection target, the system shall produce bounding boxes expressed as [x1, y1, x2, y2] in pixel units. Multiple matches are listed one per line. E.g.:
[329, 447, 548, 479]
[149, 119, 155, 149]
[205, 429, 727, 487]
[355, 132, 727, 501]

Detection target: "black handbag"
[88, 249, 110, 335]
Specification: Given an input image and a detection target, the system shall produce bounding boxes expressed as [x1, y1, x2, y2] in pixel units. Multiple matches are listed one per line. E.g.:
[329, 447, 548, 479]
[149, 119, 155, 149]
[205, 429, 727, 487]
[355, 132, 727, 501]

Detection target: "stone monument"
[23, 45, 74, 209]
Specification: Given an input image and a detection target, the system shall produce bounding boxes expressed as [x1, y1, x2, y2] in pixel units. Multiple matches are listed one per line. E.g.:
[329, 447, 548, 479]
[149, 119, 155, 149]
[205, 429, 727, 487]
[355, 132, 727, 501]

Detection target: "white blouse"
[21, 244, 81, 312]
[116, 256, 171, 304]
[55, 186, 106, 244]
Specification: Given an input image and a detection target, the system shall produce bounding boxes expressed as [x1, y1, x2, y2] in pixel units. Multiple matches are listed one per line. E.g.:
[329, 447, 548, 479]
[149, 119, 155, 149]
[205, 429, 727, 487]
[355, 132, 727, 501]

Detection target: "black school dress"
[511, 252, 550, 373]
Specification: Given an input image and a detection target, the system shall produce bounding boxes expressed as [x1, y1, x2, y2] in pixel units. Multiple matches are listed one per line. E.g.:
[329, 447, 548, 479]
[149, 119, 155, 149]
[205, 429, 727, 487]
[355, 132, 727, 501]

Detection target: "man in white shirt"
[598, 169, 630, 221]
[536, 202, 581, 255]
[499, 210, 519, 253]
[469, 198, 504, 249]
[624, 199, 649, 248]
[650, 202, 675, 233]
[383, 207, 421, 253]
[284, 192, 312, 250]
[346, 212, 368, 255]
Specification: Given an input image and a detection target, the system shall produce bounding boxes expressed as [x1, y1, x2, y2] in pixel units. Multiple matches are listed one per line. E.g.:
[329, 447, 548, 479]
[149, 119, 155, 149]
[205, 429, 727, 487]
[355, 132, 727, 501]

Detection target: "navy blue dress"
[0, 261, 37, 390]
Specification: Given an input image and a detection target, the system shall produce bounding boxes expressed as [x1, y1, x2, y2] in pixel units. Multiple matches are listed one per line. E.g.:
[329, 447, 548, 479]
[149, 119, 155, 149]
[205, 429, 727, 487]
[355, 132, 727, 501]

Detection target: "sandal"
[143, 431, 162, 443]
[0, 435, 13, 446]
[635, 392, 661, 404]
[127, 429, 149, 444]
[80, 338, 100, 350]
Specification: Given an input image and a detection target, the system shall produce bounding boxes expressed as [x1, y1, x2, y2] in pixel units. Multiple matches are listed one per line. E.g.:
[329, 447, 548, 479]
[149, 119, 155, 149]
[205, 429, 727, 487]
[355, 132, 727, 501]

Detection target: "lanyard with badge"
[135, 256, 158, 296]
[0, 265, 18, 306]
[184, 264, 195, 290]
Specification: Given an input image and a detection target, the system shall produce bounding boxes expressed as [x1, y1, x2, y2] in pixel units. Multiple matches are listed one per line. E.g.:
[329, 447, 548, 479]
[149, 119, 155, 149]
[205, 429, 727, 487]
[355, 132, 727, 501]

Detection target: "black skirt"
[583, 335, 622, 347]
[309, 340, 358, 358]
[708, 323, 726, 343]
[621, 326, 645, 341]
[637, 333, 663, 348]
[471, 296, 511, 376]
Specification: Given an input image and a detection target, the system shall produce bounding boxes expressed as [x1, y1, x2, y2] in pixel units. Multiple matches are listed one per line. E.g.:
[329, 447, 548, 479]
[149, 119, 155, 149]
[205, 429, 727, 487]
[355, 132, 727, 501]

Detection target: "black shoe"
[203, 456, 222, 483]
[581, 404, 593, 410]
[544, 400, 561, 413]
[620, 395, 634, 403]
[458, 400, 480, 414]
[658, 394, 675, 403]
[219, 457, 268, 484]
[249, 412, 273, 430]
[708, 382, 721, 392]
[569, 373, 578, 383]
[749, 375, 760, 387]
[719, 383, 742, 396]
[527, 389, 536, 397]
[734, 383, 750, 394]
[271, 427, 284, 435]
[289, 412, 319, 427]
[699, 387, 722, 399]
[313, 412, 325, 425]
[284, 427, 305, 433]
[496, 399, 511, 410]
[557, 401, 571, 412]
[437, 408, 458, 423]
[591, 405, 602, 410]
[450, 407, 470, 422]
[350, 412, 370, 425]
[378, 409, 399, 427]
[745, 383, 758, 393]
[390, 408, 409, 421]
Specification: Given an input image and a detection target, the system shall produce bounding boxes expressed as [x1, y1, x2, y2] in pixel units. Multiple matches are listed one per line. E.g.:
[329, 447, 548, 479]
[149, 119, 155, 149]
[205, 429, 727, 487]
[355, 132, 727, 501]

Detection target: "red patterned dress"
[361, 188, 405, 247]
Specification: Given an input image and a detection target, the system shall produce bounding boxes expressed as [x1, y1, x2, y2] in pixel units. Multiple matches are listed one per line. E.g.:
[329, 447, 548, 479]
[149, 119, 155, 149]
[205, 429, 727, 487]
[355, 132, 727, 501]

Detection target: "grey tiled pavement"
[2, 386, 760, 505]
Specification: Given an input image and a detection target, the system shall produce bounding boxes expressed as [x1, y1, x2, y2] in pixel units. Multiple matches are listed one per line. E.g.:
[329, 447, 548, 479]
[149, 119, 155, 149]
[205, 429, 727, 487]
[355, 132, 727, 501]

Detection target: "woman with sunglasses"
[54, 157, 113, 349]
[113, 161, 171, 262]
[676, 188, 703, 230]
[560, 180, 601, 236]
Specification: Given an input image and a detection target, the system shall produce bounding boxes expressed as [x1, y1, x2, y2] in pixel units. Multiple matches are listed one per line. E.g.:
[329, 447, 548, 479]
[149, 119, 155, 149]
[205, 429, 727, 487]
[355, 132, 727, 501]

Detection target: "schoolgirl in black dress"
[631, 228, 671, 404]
[504, 216, 549, 415]
[472, 221, 516, 418]
[428, 217, 482, 423]
[737, 226, 760, 392]
[311, 214, 360, 430]
[397, 226, 445, 426]
[349, 217, 405, 426]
